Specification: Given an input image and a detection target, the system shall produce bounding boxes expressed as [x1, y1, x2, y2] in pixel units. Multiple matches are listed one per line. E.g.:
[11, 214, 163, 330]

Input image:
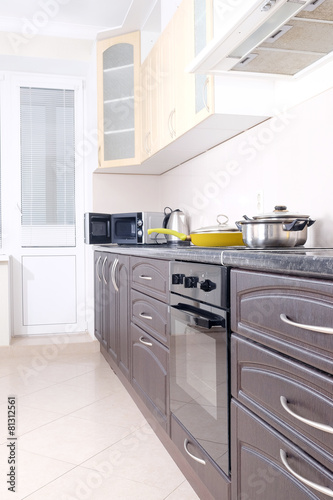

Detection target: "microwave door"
[84, 213, 112, 244]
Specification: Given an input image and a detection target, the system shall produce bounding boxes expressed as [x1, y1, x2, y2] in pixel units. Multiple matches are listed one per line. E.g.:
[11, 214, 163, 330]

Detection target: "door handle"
[280, 396, 333, 434]
[96, 256, 102, 282]
[280, 314, 333, 335]
[280, 450, 333, 497]
[101, 256, 108, 285]
[111, 258, 119, 292]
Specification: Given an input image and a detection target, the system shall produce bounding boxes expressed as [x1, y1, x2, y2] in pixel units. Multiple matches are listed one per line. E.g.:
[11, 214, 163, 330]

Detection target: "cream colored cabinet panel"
[97, 31, 141, 169]
[141, 41, 160, 162]
[159, 18, 176, 148]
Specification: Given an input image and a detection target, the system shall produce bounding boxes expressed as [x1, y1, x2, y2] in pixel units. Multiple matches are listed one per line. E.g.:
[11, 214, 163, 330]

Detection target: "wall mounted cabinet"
[97, 31, 141, 169]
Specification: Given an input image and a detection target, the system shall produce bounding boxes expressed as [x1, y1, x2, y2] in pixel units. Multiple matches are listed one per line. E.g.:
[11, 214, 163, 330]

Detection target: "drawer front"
[231, 335, 333, 465]
[231, 401, 333, 500]
[131, 323, 169, 430]
[130, 257, 169, 302]
[171, 414, 230, 500]
[131, 289, 169, 346]
[231, 269, 333, 374]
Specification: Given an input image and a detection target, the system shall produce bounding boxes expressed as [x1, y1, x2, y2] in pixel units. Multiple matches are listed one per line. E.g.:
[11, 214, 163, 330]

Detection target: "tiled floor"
[0, 335, 199, 499]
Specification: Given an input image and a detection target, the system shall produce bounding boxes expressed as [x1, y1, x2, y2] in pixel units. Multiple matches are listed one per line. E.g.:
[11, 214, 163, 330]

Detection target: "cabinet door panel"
[231, 401, 333, 500]
[131, 323, 169, 430]
[116, 255, 130, 379]
[231, 269, 333, 374]
[131, 289, 169, 346]
[231, 335, 333, 467]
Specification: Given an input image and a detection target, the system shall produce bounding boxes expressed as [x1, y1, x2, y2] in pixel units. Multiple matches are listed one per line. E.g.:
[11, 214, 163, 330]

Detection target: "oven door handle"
[172, 303, 225, 329]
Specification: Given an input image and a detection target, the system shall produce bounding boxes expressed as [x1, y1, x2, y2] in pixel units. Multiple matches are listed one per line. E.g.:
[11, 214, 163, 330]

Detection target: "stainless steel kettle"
[163, 207, 189, 244]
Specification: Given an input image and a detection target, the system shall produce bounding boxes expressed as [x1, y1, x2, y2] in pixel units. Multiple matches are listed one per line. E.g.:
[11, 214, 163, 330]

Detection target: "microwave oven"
[84, 212, 165, 245]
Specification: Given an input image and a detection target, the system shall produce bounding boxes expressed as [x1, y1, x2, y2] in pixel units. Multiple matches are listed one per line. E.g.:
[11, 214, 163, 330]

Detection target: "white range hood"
[188, 0, 333, 77]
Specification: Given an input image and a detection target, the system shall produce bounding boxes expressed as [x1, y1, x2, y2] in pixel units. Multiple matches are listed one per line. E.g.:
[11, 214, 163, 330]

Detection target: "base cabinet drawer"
[171, 414, 230, 500]
[131, 289, 169, 346]
[231, 335, 333, 463]
[130, 257, 169, 302]
[131, 323, 169, 431]
[231, 401, 333, 500]
[231, 269, 333, 374]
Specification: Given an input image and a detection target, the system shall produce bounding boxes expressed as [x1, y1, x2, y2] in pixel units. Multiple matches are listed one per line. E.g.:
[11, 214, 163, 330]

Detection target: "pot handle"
[283, 218, 316, 232]
[148, 228, 189, 241]
[235, 221, 243, 231]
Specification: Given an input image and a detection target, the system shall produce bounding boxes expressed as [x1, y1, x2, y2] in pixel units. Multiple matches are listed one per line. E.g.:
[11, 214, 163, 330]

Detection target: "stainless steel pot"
[236, 205, 315, 248]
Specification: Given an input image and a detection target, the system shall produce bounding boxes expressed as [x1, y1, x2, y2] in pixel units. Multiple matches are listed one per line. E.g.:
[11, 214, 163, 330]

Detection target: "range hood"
[188, 0, 333, 77]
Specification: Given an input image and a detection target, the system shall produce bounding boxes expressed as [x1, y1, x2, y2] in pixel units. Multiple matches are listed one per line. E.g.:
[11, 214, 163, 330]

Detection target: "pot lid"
[251, 205, 310, 220]
[192, 214, 240, 234]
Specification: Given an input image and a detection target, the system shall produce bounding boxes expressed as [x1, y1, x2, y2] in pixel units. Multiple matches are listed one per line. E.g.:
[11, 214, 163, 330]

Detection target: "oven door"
[170, 294, 230, 475]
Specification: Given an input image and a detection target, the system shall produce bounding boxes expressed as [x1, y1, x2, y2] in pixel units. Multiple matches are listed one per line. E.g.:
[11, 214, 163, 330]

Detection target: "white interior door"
[1, 74, 87, 336]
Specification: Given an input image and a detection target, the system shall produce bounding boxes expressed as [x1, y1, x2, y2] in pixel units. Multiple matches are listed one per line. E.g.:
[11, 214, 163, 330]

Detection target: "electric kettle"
[163, 207, 189, 244]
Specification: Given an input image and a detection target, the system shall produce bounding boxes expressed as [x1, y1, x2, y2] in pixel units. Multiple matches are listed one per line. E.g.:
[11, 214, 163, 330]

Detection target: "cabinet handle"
[184, 439, 206, 465]
[280, 449, 333, 497]
[101, 256, 108, 285]
[139, 336, 153, 347]
[139, 275, 153, 281]
[139, 312, 153, 320]
[111, 258, 119, 292]
[96, 256, 102, 282]
[280, 314, 333, 335]
[280, 396, 333, 434]
[203, 78, 210, 113]
[168, 109, 176, 138]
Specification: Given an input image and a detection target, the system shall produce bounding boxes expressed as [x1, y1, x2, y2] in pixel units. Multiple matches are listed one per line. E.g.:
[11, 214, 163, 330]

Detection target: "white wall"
[93, 85, 333, 248]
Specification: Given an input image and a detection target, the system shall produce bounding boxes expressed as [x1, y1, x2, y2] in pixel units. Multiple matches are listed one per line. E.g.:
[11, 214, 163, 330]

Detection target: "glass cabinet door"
[97, 31, 141, 168]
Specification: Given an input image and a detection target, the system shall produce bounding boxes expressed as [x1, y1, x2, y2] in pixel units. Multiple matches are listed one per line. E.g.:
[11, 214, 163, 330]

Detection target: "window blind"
[20, 87, 75, 247]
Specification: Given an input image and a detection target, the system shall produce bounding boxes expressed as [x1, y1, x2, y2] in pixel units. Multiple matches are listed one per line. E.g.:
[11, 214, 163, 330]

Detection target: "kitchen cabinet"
[230, 268, 333, 500]
[130, 256, 170, 432]
[97, 31, 141, 169]
[94, 251, 130, 379]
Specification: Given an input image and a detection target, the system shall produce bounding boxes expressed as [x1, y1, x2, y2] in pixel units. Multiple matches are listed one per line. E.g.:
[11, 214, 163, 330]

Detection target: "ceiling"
[0, 0, 159, 39]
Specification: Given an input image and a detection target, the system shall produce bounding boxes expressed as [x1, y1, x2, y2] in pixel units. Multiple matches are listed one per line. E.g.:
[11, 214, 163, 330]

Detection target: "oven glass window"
[170, 310, 229, 474]
[115, 219, 136, 238]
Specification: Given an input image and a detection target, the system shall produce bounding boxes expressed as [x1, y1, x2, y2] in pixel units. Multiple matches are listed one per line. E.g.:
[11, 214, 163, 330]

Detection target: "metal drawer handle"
[139, 312, 153, 320]
[280, 450, 333, 497]
[139, 336, 153, 347]
[184, 439, 206, 465]
[280, 396, 333, 434]
[111, 258, 119, 292]
[139, 275, 153, 281]
[280, 314, 333, 335]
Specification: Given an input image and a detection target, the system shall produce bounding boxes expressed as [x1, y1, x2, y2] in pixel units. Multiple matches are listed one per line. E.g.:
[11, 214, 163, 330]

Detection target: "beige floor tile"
[70, 390, 146, 430]
[165, 480, 200, 499]
[81, 423, 187, 497]
[0, 402, 63, 444]
[18, 414, 131, 464]
[0, 445, 75, 500]
[23, 465, 167, 500]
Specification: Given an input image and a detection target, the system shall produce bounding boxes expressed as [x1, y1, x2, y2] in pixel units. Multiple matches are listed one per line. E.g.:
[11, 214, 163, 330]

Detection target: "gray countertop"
[95, 245, 333, 279]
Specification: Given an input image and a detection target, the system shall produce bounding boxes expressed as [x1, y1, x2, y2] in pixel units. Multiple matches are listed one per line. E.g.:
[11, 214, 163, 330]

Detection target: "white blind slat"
[20, 87, 75, 247]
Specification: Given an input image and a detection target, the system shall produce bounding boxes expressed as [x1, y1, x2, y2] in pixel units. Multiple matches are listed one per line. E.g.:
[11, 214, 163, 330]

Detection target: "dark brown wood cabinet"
[94, 251, 130, 379]
[230, 268, 333, 500]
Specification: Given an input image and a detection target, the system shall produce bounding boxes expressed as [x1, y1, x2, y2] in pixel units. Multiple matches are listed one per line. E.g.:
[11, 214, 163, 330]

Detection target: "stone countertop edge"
[221, 249, 333, 279]
[94, 245, 333, 279]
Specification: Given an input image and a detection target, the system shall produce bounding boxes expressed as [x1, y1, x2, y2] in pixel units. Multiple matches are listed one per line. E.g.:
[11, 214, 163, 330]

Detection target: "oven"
[169, 261, 230, 476]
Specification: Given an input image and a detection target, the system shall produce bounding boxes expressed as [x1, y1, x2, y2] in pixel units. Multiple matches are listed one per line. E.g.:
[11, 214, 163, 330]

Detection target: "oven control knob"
[200, 279, 216, 292]
[184, 276, 199, 288]
[137, 219, 143, 227]
[172, 273, 185, 285]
